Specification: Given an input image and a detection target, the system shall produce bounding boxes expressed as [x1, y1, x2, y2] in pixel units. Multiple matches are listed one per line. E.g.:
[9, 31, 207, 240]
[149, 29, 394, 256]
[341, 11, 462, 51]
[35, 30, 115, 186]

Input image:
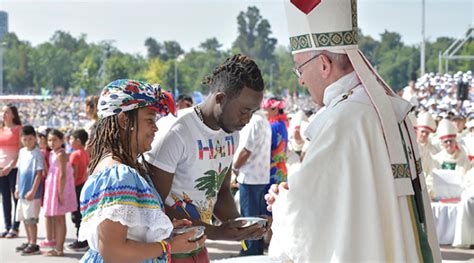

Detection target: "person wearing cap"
[145, 54, 268, 262]
[265, 1, 440, 262]
[416, 111, 440, 196]
[433, 119, 470, 176]
[78, 79, 206, 262]
[452, 115, 467, 141]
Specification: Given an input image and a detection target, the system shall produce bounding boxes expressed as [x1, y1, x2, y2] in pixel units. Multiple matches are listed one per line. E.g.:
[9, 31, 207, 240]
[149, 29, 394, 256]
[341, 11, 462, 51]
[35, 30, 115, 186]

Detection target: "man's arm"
[147, 163, 174, 202]
[232, 148, 251, 171]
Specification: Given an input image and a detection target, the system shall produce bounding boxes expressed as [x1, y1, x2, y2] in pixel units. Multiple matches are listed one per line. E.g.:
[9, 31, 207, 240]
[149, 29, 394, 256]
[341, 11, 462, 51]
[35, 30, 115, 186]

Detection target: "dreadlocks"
[202, 54, 264, 98]
[87, 109, 148, 177]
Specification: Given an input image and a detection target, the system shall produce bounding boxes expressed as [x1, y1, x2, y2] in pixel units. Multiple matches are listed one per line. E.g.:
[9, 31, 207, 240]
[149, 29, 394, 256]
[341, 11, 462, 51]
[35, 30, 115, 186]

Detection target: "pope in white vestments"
[266, 1, 441, 262]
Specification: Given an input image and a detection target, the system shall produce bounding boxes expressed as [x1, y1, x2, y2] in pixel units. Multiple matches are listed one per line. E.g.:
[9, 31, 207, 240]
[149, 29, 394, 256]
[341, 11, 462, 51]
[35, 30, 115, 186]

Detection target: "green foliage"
[143, 57, 167, 85]
[2, 33, 34, 93]
[144, 37, 162, 59]
[1, 7, 471, 96]
[199, 37, 222, 53]
[232, 6, 277, 62]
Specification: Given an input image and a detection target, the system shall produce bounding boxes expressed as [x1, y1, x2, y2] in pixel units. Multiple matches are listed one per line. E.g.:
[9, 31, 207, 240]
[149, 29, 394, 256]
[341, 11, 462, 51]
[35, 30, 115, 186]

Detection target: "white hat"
[416, 112, 436, 133]
[285, 0, 358, 54]
[437, 119, 457, 140]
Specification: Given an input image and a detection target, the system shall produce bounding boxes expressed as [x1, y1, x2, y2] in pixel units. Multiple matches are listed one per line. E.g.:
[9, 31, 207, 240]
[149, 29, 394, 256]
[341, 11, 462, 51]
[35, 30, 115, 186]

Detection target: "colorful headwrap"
[261, 98, 285, 110]
[97, 79, 176, 119]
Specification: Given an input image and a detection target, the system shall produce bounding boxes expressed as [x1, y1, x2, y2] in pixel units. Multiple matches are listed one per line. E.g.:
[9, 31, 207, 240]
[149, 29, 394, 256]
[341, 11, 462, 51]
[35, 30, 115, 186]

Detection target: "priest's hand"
[206, 219, 267, 241]
[265, 182, 289, 212]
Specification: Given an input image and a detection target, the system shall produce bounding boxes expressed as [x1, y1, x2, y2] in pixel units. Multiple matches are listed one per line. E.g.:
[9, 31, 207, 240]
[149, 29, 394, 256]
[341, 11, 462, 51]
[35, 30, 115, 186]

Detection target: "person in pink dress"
[42, 129, 77, 256]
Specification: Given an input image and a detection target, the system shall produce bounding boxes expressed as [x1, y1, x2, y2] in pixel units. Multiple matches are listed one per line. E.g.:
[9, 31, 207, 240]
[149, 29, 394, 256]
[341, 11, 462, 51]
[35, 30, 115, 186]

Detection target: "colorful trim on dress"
[81, 185, 163, 222]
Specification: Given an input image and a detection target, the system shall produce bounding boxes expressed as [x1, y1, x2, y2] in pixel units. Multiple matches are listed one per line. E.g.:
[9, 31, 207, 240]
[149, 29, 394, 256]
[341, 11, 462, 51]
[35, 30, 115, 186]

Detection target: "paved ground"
[0, 208, 473, 262]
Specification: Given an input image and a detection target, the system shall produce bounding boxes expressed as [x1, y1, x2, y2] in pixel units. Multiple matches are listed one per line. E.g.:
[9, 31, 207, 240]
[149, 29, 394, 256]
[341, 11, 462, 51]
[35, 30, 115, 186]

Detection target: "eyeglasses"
[293, 53, 321, 79]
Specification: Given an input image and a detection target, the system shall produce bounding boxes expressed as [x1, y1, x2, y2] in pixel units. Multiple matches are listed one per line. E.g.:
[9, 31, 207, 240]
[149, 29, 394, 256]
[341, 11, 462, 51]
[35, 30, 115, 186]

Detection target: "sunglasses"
[442, 138, 456, 144]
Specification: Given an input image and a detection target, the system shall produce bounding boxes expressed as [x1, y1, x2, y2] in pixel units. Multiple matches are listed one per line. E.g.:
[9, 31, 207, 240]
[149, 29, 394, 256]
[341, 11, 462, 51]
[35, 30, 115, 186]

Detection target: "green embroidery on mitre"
[290, 34, 313, 51]
[351, 0, 358, 28]
[312, 30, 357, 48]
[392, 163, 411, 179]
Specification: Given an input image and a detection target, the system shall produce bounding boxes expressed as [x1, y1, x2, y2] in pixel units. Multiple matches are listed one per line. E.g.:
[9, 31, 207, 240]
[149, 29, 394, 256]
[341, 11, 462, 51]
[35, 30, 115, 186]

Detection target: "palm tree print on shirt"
[194, 163, 228, 198]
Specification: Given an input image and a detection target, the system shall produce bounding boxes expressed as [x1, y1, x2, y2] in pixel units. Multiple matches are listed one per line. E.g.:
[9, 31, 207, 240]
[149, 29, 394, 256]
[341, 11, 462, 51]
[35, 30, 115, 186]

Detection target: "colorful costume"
[79, 164, 173, 262]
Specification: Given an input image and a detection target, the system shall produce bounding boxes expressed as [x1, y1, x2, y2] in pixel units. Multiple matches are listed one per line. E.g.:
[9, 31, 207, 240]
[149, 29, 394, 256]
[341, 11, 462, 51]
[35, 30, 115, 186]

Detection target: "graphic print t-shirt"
[145, 107, 239, 224]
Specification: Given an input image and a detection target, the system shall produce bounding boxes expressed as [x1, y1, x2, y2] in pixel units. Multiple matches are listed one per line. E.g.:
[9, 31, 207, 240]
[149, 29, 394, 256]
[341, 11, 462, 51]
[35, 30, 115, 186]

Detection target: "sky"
[1, 0, 472, 56]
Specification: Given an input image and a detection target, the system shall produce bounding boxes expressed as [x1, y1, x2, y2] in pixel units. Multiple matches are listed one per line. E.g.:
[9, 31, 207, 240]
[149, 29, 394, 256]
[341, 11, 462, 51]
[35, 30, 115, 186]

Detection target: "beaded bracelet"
[159, 241, 171, 263]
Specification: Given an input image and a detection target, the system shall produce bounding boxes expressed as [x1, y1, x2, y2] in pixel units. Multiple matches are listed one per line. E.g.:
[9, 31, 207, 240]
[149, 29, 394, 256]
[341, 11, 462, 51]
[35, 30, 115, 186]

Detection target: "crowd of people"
[1, 95, 88, 130]
[402, 70, 473, 118]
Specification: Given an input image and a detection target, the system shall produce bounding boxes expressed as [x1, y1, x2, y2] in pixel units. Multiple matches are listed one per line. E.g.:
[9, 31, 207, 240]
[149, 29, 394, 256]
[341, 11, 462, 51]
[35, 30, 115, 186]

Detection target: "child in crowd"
[42, 129, 77, 256]
[36, 127, 56, 249]
[14, 125, 44, 255]
[66, 129, 90, 251]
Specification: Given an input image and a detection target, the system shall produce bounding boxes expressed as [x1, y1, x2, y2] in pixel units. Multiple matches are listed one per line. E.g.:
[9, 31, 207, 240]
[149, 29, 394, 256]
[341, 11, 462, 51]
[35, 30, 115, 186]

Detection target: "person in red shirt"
[66, 129, 90, 251]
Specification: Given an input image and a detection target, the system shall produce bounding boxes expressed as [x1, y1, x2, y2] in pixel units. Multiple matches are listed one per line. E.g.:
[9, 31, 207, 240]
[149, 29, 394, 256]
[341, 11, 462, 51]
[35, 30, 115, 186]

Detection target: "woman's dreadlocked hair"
[202, 54, 264, 98]
[87, 109, 148, 177]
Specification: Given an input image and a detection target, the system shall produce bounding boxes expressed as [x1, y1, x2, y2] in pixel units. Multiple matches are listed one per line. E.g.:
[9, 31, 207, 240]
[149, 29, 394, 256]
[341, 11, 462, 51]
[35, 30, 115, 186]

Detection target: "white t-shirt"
[145, 107, 239, 224]
[234, 111, 271, 185]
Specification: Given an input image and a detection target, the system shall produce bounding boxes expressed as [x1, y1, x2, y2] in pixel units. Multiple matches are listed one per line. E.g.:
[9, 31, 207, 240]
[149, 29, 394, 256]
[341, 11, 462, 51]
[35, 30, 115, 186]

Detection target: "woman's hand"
[172, 218, 192, 228]
[169, 229, 206, 254]
[1, 165, 12, 176]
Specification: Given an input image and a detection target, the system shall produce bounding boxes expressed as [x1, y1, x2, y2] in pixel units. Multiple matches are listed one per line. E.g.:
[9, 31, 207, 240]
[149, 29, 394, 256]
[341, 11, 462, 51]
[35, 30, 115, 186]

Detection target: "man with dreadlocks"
[145, 54, 269, 262]
[78, 80, 206, 263]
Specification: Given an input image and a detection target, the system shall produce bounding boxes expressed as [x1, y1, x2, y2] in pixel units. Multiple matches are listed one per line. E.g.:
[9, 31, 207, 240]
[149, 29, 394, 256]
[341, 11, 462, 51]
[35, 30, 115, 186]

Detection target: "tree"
[199, 38, 222, 53]
[2, 33, 34, 93]
[358, 29, 380, 65]
[71, 53, 100, 95]
[232, 6, 277, 61]
[143, 58, 167, 85]
[104, 53, 146, 84]
[274, 45, 300, 95]
[50, 30, 81, 52]
[144, 37, 162, 59]
[161, 41, 184, 61]
[29, 42, 75, 90]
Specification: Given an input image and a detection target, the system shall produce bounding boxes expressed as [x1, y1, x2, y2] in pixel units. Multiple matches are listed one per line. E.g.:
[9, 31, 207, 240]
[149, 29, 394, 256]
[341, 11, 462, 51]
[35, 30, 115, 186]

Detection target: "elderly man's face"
[416, 128, 431, 144]
[442, 138, 458, 155]
[293, 52, 326, 106]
